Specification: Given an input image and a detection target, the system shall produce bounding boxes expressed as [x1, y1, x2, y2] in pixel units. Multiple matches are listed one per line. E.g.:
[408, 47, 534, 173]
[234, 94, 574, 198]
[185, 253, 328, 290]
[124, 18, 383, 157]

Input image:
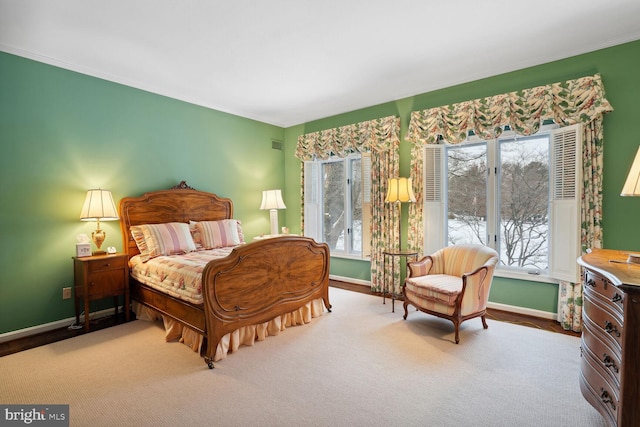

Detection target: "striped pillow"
[131, 222, 196, 262]
[194, 219, 243, 249]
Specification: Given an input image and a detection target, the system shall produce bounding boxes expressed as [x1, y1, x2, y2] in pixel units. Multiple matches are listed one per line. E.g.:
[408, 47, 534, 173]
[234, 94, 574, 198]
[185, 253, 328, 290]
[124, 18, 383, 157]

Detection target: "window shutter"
[423, 145, 445, 255]
[304, 161, 322, 241]
[549, 124, 582, 282]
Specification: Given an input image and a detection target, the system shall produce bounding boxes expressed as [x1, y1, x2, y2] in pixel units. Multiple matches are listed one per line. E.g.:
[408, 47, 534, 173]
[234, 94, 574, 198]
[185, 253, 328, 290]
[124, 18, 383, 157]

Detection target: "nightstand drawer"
[87, 256, 126, 273]
[76, 270, 127, 298]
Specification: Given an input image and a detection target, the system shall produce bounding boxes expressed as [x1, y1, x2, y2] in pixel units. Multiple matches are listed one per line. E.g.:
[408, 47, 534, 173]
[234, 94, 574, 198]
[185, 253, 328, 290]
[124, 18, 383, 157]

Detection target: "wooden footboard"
[200, 236, 330, 367]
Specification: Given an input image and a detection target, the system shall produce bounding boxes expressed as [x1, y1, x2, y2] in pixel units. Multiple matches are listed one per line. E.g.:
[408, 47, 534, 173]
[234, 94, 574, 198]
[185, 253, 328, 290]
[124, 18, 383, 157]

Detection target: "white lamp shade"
[80, 189, 119, 221]
[260, 189, 286, 210]
[621, 146, 640, 196]
[385, 177, 416, 203]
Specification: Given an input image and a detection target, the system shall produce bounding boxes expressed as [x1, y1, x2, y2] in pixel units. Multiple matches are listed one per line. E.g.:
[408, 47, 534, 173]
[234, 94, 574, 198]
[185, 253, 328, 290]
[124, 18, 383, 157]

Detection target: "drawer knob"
[604, 321, 621, 337]
[600, 388, 617, 410]
[603, 354, 619, 373]
[612, 293, 623, 303]
[586, 279, 596, 287]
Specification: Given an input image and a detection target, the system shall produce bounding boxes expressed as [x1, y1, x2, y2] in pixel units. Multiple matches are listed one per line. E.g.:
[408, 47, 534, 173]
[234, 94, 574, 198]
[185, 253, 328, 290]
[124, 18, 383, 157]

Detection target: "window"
[304, 153, 371, 258]
[423, 124, 582, 282]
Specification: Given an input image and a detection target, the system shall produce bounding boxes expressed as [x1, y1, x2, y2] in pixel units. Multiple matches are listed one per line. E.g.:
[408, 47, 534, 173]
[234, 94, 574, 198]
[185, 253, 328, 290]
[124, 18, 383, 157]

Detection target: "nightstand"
[73, 253, 130, 332]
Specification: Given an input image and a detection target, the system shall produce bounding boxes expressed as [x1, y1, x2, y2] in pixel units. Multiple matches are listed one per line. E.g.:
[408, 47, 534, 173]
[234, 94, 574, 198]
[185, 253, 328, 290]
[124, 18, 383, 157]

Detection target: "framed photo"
[76, 243, 91, 258]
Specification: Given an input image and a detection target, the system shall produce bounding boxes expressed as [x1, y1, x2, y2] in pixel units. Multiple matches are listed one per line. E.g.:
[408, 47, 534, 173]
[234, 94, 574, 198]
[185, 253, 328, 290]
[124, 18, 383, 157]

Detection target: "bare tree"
[500, 146, 548, 268]
[447, 139, 549, 270]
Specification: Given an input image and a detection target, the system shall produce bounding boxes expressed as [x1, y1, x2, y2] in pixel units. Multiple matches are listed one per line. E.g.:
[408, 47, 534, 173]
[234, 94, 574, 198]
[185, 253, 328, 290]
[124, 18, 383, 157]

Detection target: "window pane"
[499, 137, 549, 271]
[447, 144, 487, 246]
[322, 161, 345, 251]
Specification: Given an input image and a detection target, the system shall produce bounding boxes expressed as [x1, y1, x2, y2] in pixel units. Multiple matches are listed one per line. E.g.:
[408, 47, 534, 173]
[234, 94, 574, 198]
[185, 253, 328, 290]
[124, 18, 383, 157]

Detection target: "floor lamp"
[385, 177, 416, 250]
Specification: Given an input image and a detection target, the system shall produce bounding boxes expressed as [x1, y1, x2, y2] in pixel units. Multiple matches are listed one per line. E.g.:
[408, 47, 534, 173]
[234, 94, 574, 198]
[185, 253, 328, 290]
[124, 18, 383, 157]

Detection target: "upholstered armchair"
[403, 244, 499, 343]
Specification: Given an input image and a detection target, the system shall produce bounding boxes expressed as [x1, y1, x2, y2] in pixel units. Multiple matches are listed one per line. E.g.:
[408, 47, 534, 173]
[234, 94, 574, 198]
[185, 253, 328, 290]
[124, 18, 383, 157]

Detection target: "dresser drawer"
[87, 256, 127, 273]
[583, 292, 623, 350]
[580, 353, 618, 427]
[582, 329, 621, 387]
[584, 270, 624, 313]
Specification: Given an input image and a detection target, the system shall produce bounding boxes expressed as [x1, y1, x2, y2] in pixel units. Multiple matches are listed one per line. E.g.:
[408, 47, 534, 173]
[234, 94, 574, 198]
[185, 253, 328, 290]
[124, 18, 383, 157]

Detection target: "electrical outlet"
[62, 287, 72, 300]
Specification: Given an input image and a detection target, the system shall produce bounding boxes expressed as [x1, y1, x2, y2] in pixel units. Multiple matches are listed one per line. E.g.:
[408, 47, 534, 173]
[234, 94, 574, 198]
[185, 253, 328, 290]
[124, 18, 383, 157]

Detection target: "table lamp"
[80, 189, 119, 255]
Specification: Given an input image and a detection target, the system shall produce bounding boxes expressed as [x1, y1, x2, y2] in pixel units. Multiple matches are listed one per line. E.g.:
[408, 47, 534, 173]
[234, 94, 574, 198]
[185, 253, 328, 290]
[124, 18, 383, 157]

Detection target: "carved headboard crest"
[171, 181, 197, 190]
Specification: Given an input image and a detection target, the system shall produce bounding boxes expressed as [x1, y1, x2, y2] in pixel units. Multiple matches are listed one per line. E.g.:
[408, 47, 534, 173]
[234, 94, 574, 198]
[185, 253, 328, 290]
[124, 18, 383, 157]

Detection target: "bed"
[118, 182, 331, 368]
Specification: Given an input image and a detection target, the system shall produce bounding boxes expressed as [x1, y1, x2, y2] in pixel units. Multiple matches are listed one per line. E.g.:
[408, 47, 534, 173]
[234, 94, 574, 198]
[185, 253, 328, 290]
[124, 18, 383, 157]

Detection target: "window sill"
[330, 253, 370, 262]
[494, 269, 557, 284]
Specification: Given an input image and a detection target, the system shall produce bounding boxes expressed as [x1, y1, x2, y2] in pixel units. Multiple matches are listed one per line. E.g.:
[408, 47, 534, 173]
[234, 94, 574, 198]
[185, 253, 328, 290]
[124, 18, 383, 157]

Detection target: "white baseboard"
[329, 275, 558, 321]
[1, 282, 558, 343]
[486, 301, 557, 321]
[329, 274, 371, 287]
[0, 307, 120, 344]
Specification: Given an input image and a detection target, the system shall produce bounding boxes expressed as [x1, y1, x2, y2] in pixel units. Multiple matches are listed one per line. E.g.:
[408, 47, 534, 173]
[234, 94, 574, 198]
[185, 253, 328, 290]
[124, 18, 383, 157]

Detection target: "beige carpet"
[0, 288, 605, 427]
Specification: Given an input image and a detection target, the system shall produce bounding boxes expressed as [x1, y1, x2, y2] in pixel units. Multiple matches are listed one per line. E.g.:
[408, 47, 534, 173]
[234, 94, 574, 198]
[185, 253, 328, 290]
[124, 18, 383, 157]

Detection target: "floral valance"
[295, 115, 401, 161]
[406, 73, 613, 145]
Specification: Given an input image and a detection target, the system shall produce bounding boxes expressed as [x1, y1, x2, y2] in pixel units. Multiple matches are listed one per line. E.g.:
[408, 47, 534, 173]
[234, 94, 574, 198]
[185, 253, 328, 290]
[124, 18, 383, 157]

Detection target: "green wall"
[0, 52, 285, 334]
[2, 39, 640, 335]
[283, 40, 640, 313]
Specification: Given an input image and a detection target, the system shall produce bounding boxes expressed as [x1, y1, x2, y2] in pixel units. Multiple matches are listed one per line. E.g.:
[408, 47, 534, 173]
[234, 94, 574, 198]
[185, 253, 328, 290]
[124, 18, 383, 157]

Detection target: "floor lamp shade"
[385, 177, 416, 250]
[260, 189, 286, 236]
[385, 177, 417, 203]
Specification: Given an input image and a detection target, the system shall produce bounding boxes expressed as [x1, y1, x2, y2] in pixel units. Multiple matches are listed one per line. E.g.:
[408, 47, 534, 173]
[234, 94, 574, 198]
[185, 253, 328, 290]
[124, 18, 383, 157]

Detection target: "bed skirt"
[132, 299, 326, 362]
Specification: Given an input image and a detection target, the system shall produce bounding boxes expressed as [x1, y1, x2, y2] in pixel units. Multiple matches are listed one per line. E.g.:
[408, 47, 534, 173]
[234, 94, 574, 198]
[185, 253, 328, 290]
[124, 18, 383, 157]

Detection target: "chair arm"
[462, 265, 491, 288]
[407, 256, 434, 278]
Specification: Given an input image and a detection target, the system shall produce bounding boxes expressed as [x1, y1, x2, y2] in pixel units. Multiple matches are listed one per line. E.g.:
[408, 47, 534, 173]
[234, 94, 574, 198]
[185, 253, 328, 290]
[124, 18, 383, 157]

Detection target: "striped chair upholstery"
[403, 244, 498, 343]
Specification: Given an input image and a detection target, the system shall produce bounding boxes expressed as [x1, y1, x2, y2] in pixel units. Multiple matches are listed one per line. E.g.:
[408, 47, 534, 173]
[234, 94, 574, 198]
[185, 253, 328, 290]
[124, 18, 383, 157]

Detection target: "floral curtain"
[296, 116, 401, 292]
[405, 74, 613, 332]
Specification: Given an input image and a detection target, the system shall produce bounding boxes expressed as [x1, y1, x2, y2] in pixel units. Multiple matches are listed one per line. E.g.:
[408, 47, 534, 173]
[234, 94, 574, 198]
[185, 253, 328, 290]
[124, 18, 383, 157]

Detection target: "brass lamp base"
[92, 229, 107, 256]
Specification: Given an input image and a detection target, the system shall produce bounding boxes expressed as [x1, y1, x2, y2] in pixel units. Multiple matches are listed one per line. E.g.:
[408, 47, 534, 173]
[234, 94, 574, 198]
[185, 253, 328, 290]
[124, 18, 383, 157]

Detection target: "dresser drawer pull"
[600, 388, 616, 410]
[604, 321, 621, 337]
[612, 293, 623, 303]
[603, 354, 619, 373]
[585, 278, 596, 287]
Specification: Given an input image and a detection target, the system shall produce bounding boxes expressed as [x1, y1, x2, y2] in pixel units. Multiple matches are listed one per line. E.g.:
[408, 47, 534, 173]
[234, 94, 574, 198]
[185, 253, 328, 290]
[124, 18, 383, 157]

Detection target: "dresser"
[577, 249, 640, 427]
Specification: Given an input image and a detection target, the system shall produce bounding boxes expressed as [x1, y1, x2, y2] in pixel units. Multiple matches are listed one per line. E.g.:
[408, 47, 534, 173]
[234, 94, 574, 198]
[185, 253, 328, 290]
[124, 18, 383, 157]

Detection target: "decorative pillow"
[130, 222, 196, 262]
[192, 219, 244, 249]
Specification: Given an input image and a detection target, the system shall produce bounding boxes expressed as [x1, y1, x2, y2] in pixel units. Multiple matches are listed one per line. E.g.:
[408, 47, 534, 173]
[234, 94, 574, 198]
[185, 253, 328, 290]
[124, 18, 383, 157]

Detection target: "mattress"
[129, 247, 236, 305]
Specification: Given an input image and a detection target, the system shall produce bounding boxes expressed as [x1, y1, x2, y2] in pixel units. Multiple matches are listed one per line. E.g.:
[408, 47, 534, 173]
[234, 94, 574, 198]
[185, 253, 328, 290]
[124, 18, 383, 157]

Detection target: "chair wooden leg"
[481, 315, 488, 329]
[454, 322, 460, 344]
[403, 300, 409, 320]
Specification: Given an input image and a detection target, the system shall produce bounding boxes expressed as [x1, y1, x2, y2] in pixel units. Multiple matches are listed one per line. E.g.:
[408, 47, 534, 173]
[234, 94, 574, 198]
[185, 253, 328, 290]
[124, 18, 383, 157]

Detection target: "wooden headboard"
[118, 182, 233, 259]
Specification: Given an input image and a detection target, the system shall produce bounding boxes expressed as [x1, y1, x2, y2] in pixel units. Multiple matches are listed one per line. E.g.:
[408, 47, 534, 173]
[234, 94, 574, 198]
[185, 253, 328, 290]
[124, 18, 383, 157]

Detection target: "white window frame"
[423, 123, 582, 283]
[304, 153, 371, 260]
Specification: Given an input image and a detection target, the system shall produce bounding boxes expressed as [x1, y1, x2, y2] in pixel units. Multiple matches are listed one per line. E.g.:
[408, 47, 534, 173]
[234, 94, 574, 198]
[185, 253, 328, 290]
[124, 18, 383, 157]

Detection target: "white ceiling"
[1, 1, 639, 127]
